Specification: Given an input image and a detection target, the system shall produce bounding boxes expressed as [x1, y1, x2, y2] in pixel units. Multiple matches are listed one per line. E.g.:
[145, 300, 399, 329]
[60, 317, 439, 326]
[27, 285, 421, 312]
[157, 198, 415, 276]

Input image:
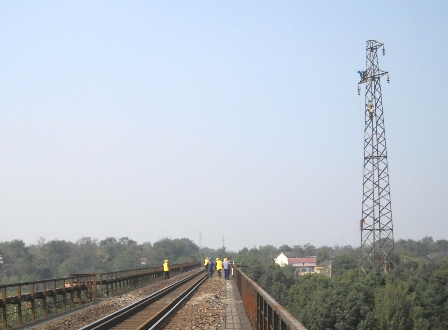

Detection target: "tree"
[69, 237, 99, 273]
[278, 244, 292, 252]
[331, 255, 358, 276]
[0, 239, 34, 282]
[149, 238, 199, 265]
[112, 237, 142, 270]
[315, 245, 333, 264]
[375, 281, 428, 330]
[258, 245, 278, 259]
[258, 264, 295, 305]
[215, 247, 227, 258]
[32, 239, 75, 278]
[287, 272, 379, 330]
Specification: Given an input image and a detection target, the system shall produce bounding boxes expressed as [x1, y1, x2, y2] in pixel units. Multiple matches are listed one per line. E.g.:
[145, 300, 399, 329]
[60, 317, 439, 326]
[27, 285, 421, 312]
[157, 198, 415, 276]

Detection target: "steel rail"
[0, 263, 201, 330]
[147, 274, 208, 330]
[79, 270, 206, 330]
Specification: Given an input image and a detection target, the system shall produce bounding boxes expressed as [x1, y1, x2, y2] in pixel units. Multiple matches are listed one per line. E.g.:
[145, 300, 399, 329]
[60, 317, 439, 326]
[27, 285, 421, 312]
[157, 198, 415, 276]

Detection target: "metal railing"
[232, 265, 307, 330]
[0, 262, 200, 329]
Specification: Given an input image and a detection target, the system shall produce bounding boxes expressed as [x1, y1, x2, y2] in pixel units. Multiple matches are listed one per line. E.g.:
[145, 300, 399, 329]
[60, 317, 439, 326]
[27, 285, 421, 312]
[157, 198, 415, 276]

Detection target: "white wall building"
[274, 252, 317, 274]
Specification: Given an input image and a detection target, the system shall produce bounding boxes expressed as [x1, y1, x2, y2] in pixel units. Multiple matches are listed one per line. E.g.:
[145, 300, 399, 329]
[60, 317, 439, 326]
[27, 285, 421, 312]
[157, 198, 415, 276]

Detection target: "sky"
[0, 1, 447, 251]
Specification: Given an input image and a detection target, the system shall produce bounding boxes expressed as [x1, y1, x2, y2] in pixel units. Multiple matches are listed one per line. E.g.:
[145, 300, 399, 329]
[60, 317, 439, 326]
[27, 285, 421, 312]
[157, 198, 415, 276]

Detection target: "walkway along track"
[79, 270, 207, 330]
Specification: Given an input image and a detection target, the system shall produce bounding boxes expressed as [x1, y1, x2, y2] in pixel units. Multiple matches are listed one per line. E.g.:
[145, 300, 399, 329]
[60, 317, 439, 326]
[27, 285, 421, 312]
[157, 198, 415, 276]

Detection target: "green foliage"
[0, 239, 34, 281]
[215, 247, 227, 258]
[111, 238, 142, 270]
[287, 273, 376, 330]
[257, 265, 295, 305]
[398, 258, 448, 329]
[258, 245, 278, 259]
[0, 236, 447, 329]
[0, 236, 200, 284]
[278, 244, 292, 252]
[316, 245, 333, 263]
[394, 237, 448, 261]
[235, 254, 266, 282]
[292, 243, 317, 258]
[148, 238, 199, 265]
[331, 255, 358, 276]
[232, 238, 448, 330]
[31, 238, 75, 278]
[374, 281, 427, 330]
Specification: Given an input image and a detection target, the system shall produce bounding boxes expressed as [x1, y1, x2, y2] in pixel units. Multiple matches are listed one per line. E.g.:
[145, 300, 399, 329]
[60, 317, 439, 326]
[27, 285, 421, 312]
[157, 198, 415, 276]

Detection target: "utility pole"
[330, 255, 333, 278]
[199, 233, 202, 249]
[222, 236, 225, 249]
[358, 40, 395, 274]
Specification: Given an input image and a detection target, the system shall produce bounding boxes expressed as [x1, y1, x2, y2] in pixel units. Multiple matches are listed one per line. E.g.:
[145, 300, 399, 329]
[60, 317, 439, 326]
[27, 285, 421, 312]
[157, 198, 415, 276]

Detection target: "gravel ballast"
[27, 270, 227, 330]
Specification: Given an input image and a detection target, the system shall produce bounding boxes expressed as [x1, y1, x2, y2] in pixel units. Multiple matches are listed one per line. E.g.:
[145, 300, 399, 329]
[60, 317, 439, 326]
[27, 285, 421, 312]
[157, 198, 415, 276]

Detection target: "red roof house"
[274, 252, 317, 274]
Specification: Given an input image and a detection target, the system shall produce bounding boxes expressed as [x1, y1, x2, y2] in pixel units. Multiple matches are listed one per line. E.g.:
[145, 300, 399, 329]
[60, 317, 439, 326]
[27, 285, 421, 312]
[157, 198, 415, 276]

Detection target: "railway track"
[79, 270, 207, 330]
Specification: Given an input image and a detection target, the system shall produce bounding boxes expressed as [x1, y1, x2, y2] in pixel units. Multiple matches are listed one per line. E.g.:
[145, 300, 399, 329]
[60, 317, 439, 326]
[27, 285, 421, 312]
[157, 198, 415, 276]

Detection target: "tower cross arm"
[358, 69, 388, 84]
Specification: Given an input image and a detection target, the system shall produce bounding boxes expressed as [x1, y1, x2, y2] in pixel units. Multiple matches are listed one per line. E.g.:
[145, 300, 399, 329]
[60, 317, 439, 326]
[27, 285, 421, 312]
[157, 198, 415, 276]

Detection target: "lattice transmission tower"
[357, 40, 394, 274]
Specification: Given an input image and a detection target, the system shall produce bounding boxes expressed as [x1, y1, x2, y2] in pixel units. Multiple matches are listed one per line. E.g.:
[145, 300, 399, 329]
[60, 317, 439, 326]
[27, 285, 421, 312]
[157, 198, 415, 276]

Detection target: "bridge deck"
[218, 279, 252, 330]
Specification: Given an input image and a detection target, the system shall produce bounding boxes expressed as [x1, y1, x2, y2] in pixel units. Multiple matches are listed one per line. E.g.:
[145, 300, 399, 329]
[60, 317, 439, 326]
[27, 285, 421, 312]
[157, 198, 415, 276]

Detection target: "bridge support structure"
[0, 263, 200, 329]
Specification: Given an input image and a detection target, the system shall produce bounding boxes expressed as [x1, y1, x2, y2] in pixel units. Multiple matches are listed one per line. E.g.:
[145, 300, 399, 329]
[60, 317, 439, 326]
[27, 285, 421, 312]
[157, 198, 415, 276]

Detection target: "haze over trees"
[232, 237, 448, 330]
[0, 237, 200, 283]
[0, 236, 447, 329]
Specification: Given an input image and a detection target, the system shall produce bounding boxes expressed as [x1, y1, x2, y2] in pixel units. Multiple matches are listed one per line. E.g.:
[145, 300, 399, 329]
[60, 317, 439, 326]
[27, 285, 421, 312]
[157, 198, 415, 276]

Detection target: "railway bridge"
[0, 262, 306, 330]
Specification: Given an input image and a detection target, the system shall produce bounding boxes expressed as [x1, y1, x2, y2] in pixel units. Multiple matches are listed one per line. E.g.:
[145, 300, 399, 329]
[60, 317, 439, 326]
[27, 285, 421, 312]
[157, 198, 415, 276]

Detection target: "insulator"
[358, 85, 361, 95]
[382, 47, 385, 56]
[387, 75, 390, 83]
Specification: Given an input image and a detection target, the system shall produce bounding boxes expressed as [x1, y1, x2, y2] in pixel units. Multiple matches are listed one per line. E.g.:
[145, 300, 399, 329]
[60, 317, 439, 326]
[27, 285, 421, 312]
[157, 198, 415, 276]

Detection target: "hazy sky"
[0, 1, 447, 251]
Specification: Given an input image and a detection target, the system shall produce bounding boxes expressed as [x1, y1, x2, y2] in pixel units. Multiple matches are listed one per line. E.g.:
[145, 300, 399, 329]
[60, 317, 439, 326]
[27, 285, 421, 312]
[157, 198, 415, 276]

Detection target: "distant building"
[274, 252, 317, 274]
[274, 252, 299, 266]
[315, 259, 332, 275]
[291, 258, 317, 274]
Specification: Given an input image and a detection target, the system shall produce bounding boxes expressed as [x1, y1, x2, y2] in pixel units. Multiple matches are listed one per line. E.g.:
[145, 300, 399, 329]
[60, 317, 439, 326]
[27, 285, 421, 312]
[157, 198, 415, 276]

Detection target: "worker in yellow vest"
[163, 259, 170, 279]
[204, 257, 209, 271]
[216, 258, 223, 278]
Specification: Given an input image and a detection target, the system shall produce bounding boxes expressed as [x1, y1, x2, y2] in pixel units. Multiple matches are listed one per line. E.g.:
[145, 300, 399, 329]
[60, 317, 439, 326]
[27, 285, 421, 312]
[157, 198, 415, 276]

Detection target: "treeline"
[0, 237, 201, 284]
[1, 236, 447, 328]
[232, 237, 448, 330]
